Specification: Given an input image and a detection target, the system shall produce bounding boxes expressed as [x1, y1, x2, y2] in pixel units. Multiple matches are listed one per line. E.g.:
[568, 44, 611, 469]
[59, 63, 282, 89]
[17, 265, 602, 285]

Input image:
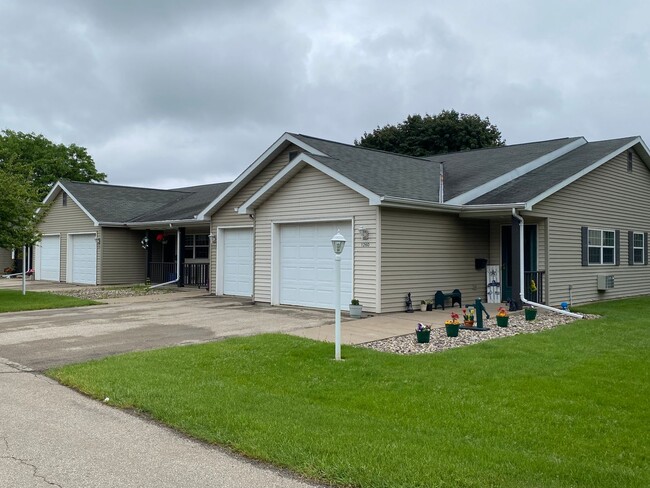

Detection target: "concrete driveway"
[0, 288, 333, 487]
[0, 288, 334, 371]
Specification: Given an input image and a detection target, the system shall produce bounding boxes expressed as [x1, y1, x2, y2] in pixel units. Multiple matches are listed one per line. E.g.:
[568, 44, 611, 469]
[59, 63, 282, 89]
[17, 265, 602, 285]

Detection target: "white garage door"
[223, 228, 253, 296]
[280, 221, 352, 310]
[38, 235, 60, 281]
[69, 234, 97, 284]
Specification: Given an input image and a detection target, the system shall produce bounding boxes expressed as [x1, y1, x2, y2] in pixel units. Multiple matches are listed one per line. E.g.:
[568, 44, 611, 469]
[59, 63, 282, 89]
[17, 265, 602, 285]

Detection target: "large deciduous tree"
[355, 110, 505, 156]
[0, 129, 107, 199]
[0, 160, 45, 249]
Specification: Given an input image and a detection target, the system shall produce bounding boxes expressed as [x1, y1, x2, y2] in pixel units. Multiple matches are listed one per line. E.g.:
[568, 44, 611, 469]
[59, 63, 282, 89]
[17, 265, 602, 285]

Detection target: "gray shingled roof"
[60, 180, 230, 223]
[468, 137, 638, 205]
[132, 182, 232, 221]
[291, 133, 619, 205]
[292, 134, 441, 202]
[425, 137, 585, 200]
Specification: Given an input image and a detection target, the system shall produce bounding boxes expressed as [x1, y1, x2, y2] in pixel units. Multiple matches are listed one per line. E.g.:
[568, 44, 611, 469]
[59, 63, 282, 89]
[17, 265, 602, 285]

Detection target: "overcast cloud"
[1, 0, 648, 188]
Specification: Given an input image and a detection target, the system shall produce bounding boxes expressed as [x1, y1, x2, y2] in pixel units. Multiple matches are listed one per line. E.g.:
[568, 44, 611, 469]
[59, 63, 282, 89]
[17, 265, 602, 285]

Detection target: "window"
[184, 234, 209, 259]
[588, 229, 616, 265]
[62, 193, 67, 206]
[633, 232, 645, 264]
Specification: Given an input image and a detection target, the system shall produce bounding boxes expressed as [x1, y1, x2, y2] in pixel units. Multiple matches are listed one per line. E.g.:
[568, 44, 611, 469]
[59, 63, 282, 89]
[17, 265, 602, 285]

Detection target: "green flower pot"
[416, 330, 430, 343]
[525, 308, 537, 321]
[445, 324, 459, 337]
[496, 316, 509, 327]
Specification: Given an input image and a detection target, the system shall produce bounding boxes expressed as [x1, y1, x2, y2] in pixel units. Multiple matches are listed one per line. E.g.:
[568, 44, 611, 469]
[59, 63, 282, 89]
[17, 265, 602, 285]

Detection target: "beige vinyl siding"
[210, 145, 300, 293]
[99, 228, 146, 285]
[255, 166, 379, 312]
[38, 192, 96, 282]
[0, 248, 12, 270]
[532, 150, 650, 305]
[381, 209, 490, 313]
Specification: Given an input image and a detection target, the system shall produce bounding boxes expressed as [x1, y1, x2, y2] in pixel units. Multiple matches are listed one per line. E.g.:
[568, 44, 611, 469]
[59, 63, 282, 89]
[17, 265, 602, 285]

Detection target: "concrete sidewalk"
[0, 359, 322, 488]
[289, 303, 503, 344]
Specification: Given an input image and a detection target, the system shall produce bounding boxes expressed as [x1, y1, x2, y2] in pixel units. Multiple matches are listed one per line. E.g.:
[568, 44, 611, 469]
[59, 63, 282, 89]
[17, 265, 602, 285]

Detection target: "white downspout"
[149, 229, 182, 289]
[512, 209, 583, 319]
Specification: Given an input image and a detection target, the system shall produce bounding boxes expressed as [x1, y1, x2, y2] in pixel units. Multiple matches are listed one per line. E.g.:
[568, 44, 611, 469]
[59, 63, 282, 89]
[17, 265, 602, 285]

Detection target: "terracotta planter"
[464, 320, 474, 327]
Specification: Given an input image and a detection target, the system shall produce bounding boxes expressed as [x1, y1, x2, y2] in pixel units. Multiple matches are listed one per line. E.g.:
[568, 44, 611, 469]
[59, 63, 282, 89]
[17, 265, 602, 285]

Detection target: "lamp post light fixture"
[331, 230, 346, 360]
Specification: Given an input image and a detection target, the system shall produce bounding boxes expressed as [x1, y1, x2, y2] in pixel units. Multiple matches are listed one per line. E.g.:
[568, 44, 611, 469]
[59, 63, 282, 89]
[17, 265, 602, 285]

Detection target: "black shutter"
[615, 230, 621, 266]
[628, 231, 634, 265]
[581, 227, 588, 266]
[645, 232, 649, 266]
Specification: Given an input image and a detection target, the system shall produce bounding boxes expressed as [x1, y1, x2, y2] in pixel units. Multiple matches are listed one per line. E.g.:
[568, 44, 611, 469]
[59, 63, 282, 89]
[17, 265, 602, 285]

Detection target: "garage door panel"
[280, 221, 352, 310]
[223, 228, 253, 296]
[39, 236, 61, 281]
[70, 234, 97, 284]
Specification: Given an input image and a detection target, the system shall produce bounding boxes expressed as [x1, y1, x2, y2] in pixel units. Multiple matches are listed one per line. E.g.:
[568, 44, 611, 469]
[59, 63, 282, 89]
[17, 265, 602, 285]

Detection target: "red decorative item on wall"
[156, 233, 164, 242]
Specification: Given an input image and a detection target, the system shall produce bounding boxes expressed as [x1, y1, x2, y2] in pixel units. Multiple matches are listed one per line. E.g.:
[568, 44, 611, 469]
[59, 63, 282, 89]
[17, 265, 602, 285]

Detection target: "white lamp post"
[331, 230, 346, 361]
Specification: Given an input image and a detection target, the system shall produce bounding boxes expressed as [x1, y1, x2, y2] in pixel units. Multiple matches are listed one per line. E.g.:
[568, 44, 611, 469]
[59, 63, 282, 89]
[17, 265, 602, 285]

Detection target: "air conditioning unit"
[597, 274, 615, 290]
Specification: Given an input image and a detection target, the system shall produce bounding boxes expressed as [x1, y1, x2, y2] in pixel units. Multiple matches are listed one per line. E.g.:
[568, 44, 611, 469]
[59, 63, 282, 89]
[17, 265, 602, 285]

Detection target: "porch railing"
[149, 262, 209, 288]
[523, 270, 545, 304]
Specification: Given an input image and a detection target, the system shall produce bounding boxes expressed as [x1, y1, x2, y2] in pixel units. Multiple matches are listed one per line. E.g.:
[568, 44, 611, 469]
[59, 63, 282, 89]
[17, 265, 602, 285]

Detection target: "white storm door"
[69, 234, 97, 284]
[38, 235, 61, 281]
[222, 228, 253, 296]
[279, 221, 352, 310]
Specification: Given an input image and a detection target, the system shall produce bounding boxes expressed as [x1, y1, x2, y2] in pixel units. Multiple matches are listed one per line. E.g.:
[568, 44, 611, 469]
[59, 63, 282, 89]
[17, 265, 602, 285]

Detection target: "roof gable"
[197, 133, 326, 219]
[44, 180, 231, 225]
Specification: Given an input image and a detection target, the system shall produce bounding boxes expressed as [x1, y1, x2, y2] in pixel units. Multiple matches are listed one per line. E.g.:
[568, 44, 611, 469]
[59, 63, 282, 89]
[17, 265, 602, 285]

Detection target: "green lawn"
[0, 289, 99, 312]
[49, 298, 649, 488]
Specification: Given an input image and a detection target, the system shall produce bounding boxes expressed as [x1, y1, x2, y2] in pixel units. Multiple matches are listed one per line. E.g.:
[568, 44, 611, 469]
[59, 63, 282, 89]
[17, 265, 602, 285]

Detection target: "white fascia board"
[196, 133, 327, 220]
[101, 219, 208, 228]
[526, 137, 644, 209]
[378, 196, 526, 214]
[446, 137, 588, 205]
[43, 181, 100, 226]
[238, 154, 382, 214]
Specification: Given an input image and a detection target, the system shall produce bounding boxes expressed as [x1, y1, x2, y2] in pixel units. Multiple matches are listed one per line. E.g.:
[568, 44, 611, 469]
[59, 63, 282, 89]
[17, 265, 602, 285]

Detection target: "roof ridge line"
[446, 137, 589, 204]
[292, 133, 435, 162]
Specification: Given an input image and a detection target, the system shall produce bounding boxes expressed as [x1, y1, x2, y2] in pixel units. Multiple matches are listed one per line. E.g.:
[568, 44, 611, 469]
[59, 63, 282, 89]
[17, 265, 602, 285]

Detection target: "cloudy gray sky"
[1, 0, 648, 188]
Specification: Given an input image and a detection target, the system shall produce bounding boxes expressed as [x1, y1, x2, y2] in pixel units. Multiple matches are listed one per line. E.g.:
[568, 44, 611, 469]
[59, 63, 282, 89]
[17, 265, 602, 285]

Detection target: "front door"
[501, 225, 537, 301]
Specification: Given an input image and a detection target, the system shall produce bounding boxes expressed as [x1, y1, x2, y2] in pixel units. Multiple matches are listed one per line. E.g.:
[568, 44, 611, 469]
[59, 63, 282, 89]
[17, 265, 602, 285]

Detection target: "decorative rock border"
[360, 311, 599, 355]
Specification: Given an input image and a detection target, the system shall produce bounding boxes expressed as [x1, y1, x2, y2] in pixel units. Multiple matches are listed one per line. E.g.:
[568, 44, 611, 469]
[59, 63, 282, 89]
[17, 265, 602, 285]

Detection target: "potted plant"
[426, 299, 433, 311]
[462, 307, 475, 327]
[349, 298, 363, 319]
[420, 300, 427, 312]
[445, 312, 461, 337]
[415, 322, 431, 343]
[496, 307, 509, 327]
[524, 306, 537, 321]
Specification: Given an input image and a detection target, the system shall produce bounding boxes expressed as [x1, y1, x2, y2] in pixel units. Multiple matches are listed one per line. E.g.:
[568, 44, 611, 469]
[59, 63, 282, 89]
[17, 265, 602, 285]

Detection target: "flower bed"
[361, 311, 598, 355]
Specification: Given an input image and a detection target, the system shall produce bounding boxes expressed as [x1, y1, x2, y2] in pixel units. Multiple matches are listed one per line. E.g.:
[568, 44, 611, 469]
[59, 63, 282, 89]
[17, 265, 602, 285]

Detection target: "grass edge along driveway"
[0, 289, 99, 313]
[49, 298, 649, 488]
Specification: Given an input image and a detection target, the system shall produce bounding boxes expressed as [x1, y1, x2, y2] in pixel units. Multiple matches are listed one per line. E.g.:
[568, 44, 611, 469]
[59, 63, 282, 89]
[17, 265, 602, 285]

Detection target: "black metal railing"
[524, 270, 545, 304]
[184, 263, 209, 288]
[149, 262, 209, 288]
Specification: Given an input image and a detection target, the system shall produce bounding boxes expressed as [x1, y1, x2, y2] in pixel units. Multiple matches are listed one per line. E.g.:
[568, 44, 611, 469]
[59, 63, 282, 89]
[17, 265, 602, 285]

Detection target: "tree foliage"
[0, 160, 45, 249]
[355, 110, 505, 156]
[0, 129, 107, 200]
[0, 129, 105, 247]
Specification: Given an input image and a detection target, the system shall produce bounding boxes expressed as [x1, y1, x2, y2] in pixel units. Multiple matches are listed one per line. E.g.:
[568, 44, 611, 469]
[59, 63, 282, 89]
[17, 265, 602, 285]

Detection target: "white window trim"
[632, 231, 645, 265]
[184, 234, 209, 260]
[588, 228, 616, 265]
